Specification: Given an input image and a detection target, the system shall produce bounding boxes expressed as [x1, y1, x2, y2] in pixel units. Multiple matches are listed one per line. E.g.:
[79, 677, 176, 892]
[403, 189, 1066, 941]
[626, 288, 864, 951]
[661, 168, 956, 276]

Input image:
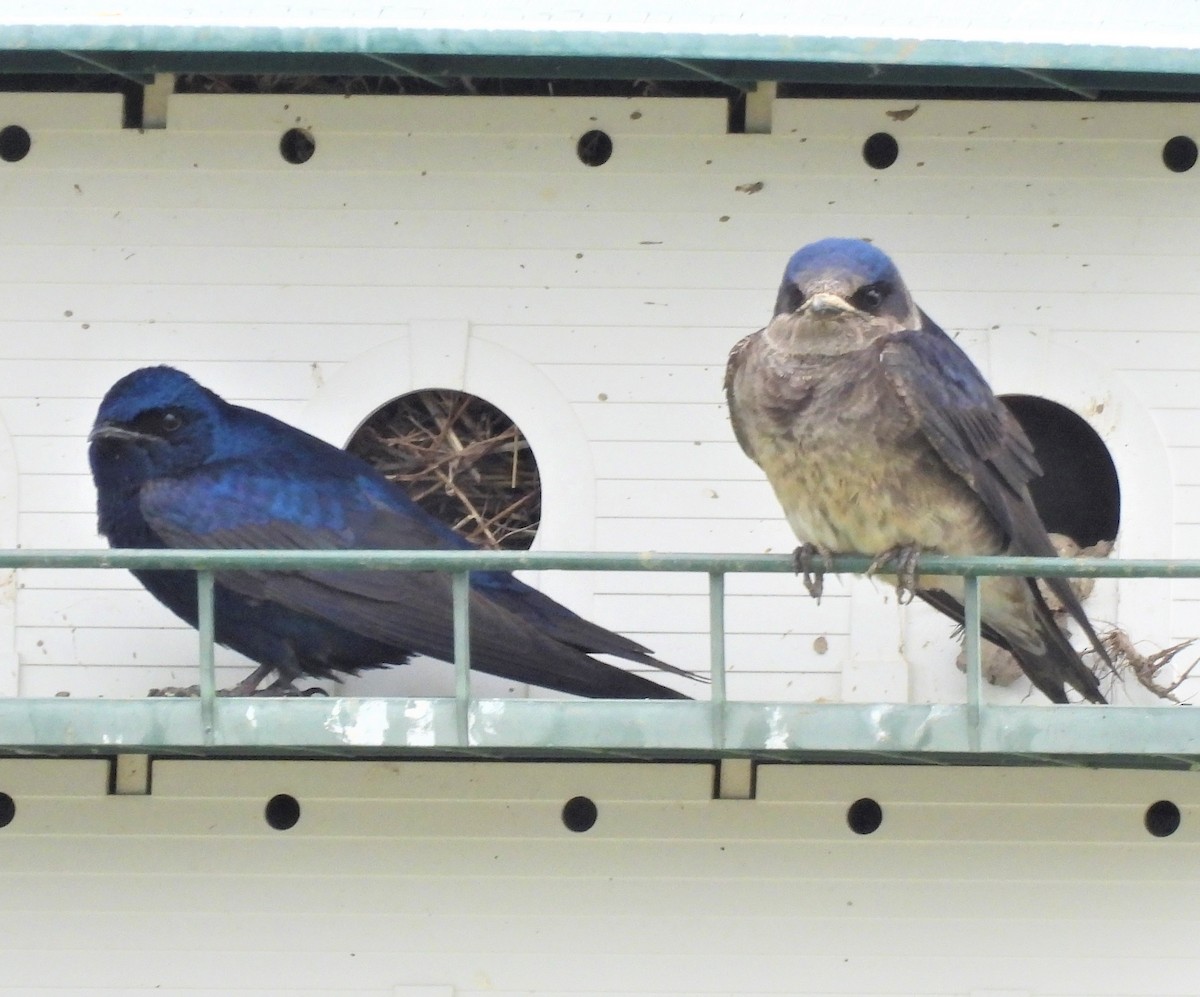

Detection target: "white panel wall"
[0, 91, 1193, 703]
[0, 757, 1197, 995]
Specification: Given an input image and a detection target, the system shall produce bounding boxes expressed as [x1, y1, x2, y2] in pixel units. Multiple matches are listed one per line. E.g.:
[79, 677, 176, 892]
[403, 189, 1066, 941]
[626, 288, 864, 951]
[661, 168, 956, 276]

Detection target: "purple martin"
[725, 238, 1107, 704]
[88, 366, 693, 699]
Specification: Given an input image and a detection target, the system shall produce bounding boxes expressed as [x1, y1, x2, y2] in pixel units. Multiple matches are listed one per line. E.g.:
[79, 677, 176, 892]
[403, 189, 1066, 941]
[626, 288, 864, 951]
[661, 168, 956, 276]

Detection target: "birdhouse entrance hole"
[999, 394, 1120, 548]
[347, 389, 542, 551]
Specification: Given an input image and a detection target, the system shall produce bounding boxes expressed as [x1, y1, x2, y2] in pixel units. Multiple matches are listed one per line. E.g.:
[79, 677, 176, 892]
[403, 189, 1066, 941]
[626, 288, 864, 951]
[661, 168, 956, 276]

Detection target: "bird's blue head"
[89, 366, 224, 491]
[773, 238, 914, 326]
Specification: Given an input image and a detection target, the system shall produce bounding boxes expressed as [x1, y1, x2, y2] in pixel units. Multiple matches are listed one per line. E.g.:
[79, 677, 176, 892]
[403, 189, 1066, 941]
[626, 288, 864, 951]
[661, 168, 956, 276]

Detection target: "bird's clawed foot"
[792, 542, 834, 601]
[259, 678, 329, 697]
[226, 675, 328, 697]
[868, 543, 923, 604]
[147, 678, 328, 698]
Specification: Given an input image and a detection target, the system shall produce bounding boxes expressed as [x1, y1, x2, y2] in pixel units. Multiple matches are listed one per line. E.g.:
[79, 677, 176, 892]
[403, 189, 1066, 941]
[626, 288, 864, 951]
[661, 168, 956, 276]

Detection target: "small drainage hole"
[280, 128, 315, 165]
[576, 129, 613, 167]
[265, 793, 301, 830]
[562, 795, 598, 832]
[847, 797, 883, 835]
[862, 132, 899, 170]
[1145, 799, 1181, 837]
[0, 125, 31, 163]
[1163, 136, 1198, 173]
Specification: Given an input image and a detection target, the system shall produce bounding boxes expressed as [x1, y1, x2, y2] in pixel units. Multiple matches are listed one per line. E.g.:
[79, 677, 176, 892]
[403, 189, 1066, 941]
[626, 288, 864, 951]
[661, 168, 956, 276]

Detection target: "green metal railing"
[1, 548, 1198, 765]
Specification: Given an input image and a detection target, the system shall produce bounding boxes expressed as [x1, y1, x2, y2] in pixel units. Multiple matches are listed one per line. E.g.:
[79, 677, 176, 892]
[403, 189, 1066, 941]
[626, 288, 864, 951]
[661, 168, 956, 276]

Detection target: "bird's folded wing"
[879, 319, 1110, 669]
[138, 469, 696, 685]
[877, 318, 1043, 548]
[723, 330, 763, 461]
[139, 468, 466, 646]
[141, 466, 456, 567]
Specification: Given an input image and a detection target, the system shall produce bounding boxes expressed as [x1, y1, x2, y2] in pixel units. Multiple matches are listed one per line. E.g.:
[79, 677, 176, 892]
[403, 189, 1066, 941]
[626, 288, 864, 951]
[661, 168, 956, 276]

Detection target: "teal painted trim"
[1, 24, 1199, 76]
[707, 572, 726, 750]
[196, 570, 216, 744]
[2, 698, 1199, 767]
[964, 575, 983, 752]
[452, 570, 471, 746]
[2, 547, 1195, 765]
[0, 547, 1195, 578]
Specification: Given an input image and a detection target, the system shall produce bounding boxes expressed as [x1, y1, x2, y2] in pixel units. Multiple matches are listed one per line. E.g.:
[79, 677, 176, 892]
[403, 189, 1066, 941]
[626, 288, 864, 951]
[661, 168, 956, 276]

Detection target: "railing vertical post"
[963, 574, 983, 752]
[452, 571, 471, 747]
[709, 571, 727, 749]
[196, 569, 217, 746]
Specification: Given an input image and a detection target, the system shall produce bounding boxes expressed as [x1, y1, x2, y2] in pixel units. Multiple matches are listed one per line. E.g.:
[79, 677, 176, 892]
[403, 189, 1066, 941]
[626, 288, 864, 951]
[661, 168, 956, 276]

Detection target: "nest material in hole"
[1102, 631, 1199, 703]
[347, 390, 541, 551]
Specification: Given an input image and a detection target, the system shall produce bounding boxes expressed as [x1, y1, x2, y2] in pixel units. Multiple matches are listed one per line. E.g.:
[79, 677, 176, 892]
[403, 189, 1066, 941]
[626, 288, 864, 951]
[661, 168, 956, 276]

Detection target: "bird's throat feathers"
[764, 310, 888, 357]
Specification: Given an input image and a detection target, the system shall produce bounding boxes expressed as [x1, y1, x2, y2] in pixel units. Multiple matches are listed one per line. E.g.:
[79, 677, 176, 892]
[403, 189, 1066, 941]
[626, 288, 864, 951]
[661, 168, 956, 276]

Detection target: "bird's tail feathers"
[1039, 573, 1113, 675]
[1010, 581, 1106, 704]
[461, 594, 694, 700]
[916, 584, 1105, 704]
[479, 579, 703, 683]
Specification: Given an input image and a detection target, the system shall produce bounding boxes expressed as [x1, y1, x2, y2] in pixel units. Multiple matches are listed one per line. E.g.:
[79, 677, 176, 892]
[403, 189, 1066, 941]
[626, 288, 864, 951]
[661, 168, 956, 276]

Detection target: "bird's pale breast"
[731, 338, 1001, 558]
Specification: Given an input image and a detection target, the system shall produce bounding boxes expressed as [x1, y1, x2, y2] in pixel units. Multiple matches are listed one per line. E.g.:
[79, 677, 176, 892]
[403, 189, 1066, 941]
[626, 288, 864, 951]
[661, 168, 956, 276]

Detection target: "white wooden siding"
[0, 757, 1198, 995]
[0, 91, 1193, 702]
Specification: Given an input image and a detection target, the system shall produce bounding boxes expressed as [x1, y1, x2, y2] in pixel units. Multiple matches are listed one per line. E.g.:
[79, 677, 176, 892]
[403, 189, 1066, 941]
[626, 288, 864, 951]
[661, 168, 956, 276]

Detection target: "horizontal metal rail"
[3, 548, 1200, 576]
[0, 548, 1196, 764]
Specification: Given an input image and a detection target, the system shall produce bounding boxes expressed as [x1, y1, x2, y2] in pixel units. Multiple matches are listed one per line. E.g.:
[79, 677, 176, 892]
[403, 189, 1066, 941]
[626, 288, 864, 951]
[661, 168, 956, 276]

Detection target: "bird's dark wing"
[915, 588, 1014, 649]
[724, 330, 763, 462]
[877, 316, 1042, 547]
[474, 577, 697, 680]
[138, 466, 692, 697]
[878, 316, 1110, 682]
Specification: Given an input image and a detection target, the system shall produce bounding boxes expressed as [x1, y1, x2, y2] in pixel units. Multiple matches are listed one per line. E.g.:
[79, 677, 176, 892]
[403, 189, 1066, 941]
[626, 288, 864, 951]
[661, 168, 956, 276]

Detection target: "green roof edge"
[1, 24, 1199, 76]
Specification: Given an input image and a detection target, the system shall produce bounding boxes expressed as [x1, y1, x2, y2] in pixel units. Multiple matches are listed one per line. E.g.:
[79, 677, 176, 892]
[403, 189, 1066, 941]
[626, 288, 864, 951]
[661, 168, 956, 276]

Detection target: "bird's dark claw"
[260, 678, 328, 697]
[230, 676, 327, 697]
[146, 677, 327, 698]
[868, 543, 923, 604]
[792, 542, 834, 601]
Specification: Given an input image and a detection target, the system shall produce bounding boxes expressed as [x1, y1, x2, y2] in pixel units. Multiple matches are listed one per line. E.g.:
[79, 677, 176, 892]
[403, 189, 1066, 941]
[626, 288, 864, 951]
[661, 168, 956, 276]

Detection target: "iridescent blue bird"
[89, 366, 692, 698]
[725, 238, 1108, 703]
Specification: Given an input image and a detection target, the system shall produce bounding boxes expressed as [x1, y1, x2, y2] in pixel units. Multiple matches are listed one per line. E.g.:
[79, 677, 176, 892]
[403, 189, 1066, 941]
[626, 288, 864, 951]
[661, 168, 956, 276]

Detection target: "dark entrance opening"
[999, 394, 1120, 547]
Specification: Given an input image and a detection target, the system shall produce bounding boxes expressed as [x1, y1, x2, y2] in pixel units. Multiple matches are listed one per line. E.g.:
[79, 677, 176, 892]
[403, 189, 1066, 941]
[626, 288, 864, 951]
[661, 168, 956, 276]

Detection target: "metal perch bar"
[708, 571, 727, 750]
[4, 548, 1195, 577]
[452, 570, 471, 746]
[0, 548, 1196, 763]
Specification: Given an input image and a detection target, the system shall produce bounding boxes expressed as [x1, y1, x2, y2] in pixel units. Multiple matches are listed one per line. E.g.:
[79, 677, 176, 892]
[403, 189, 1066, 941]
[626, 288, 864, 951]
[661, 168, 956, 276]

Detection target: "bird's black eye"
[129, 407, 186, 438]
[775, 283, 807, 315]
[851, 282, 889, 312]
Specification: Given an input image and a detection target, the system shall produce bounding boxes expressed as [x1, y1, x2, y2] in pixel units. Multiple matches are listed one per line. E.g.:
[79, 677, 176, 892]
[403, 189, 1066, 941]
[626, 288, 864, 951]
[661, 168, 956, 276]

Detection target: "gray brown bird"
[725, 238, 1107, 704]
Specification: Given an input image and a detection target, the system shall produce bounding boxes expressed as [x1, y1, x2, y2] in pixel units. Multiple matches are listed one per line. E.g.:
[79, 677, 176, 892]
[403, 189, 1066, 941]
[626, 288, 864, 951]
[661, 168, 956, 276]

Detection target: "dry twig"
[1102, 629, 1199, 703]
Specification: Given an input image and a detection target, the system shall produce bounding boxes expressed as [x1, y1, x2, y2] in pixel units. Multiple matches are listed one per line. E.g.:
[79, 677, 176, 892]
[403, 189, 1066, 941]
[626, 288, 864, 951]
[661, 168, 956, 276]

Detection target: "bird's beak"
[88, 423, 149, 444]
[802, 292, 855, 316]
